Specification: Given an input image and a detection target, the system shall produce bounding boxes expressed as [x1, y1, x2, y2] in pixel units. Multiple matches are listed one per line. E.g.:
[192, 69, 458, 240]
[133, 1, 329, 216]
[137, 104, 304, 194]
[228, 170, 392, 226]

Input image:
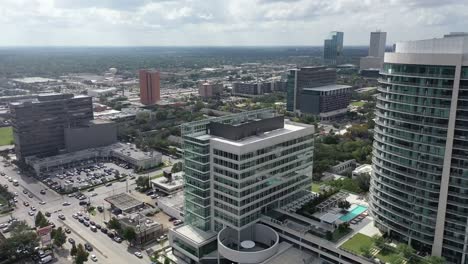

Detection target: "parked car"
[84, 243, 93, 251]
[134, 252, 143, 258]
[68, 238, 75, 244]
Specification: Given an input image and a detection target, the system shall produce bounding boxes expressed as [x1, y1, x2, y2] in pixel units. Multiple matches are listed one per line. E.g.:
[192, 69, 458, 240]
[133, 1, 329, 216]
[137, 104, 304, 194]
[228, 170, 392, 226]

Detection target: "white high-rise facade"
[360, 31, 387, 71]
[369, 31, 387, 58]
[169, 109, 314, 264]
[370, 33, 468, 264]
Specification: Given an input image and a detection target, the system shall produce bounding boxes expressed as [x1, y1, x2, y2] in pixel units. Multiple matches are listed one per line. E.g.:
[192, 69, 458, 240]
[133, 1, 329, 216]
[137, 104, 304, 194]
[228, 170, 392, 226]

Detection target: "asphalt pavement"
[0, 156, 179, 264]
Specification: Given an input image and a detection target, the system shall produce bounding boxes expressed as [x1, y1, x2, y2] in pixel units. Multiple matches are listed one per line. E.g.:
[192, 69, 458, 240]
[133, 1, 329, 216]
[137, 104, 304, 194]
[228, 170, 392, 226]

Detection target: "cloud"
[0, 0, 467, 46]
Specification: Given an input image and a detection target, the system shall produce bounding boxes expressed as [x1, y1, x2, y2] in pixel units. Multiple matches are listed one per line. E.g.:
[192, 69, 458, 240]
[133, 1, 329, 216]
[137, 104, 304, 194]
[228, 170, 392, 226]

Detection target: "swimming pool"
[339, 205, 368, 222]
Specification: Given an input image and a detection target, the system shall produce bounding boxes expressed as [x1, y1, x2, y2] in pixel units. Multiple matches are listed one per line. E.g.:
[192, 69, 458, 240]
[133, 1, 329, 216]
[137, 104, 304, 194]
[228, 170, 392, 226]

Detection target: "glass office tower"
[172, 109, 314, 264]
[324, 31, 344, 66]
[370, 33, 468, 264]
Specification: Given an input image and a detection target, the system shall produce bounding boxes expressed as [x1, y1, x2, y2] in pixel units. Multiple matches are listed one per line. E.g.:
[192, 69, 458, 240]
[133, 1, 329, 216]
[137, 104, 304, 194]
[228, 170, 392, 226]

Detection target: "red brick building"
[139, 69, 160, 105]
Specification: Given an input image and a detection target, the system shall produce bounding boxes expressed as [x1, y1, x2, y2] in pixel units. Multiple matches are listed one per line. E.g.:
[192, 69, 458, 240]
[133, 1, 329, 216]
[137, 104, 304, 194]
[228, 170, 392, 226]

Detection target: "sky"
[1, 0, 468, 46]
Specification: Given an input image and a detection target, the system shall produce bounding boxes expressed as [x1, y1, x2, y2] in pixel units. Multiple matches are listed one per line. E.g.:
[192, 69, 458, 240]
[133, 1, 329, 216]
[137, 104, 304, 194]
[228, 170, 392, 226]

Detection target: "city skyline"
[1, 0, 467, 46]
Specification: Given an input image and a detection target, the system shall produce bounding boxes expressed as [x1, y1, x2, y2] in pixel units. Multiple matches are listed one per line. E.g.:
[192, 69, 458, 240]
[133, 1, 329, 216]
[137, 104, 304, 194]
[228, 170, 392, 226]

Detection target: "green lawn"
[311, 183, 321, 193]
[340, 233, 373, 254]
[0, 127, 13, 146]
[376, 247, 401, 263]
[351, 101, 365, 107]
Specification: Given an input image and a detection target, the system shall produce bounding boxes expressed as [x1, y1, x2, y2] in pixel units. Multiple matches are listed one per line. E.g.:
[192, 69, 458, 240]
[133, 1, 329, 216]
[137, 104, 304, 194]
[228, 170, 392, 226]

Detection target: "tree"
[337, 200, 351, 211]
[164, 257, 171, 264]
[372, 235, 386, 249]
[122, 227, 137, 244]
[75, 244, 89, 264]
[360, 245, 372, 258]
[355, 172, 371, 192]
[136, 176, 150, 191]
[0, 221, 39, 261]
[35, 211, 49, 228]
[397, 243, 415, 259]
[52, 227, 67, 248]
[107, 217, 121, 231]
[70, 244, 77, 257]
[425, 256, 445, 264]
[171, 162, 183, 173]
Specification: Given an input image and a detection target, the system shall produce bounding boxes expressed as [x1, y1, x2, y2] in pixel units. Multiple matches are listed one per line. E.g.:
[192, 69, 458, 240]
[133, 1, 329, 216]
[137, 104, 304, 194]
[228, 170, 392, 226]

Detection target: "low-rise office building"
[198, 81, 223, 98]
[157, 191, 184, 221]
[64, 119, 117, 152]
[119, 213, 163, 245]
[26, 143, 162, 175]
[151, 171, 184, 195]
[299, 84, 352, 120]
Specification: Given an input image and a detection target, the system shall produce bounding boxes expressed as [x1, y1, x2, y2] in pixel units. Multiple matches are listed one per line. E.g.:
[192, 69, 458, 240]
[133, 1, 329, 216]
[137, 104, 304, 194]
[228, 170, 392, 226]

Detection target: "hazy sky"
[2, 0, 467, 46]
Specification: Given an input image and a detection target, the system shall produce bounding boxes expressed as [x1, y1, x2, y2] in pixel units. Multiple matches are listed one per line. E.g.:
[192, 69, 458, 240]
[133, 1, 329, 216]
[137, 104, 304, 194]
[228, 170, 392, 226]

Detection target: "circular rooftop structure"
[218, 224, 280, 264]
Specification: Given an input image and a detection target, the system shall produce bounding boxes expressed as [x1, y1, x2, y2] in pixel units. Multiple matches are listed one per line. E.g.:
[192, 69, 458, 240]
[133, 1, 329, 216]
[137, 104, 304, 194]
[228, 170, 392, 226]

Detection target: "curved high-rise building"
[370, 33, 468, 264]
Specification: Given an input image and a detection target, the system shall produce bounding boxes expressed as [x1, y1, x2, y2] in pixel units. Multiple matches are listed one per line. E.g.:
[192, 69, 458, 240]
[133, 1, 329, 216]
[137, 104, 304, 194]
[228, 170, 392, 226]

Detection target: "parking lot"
[0, 153, 180, 264]
[41, 162, 133, 193]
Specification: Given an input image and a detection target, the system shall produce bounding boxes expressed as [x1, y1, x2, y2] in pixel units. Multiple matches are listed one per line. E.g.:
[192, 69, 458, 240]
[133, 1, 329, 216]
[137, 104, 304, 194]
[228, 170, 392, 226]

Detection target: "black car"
[78, 217, 84, 223]
[97, 206, 103, 213]
[40, 190, 46, 195]
[84, 243, 93, 251]
[95, 224, 101, 229]
[45, 212, 51, 217]
[83, 221, 90, 227]
[89, 221, 95, 226]
[68, 238, 75, 244]
[79, 201, 89, 206]
[107, 232, 115, 239]
[100, 228, 108, 234]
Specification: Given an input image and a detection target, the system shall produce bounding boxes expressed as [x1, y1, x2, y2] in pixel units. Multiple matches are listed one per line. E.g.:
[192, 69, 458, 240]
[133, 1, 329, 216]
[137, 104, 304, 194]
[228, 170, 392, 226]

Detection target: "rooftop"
[172, 225, 216, 245]
[396, 33, 468, 54]
[206, 121, 313, 147]
[157, 191, 184, 209]
[119, 213, 161, 232]
[303, 84, 352, 92]
[104, 193, 143, 212]
[151, 172, 184, 192]
[111, 142, 160, 161]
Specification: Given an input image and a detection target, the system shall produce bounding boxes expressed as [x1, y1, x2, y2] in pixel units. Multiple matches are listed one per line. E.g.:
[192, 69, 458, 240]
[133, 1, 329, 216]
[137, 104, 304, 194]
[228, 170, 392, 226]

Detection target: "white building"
[360, 31, 387, 71]
[351, 164, 372, 179]
[87, 87, 117, 97]
[170, 109, 316, 264]
[157, 191, 184, 221]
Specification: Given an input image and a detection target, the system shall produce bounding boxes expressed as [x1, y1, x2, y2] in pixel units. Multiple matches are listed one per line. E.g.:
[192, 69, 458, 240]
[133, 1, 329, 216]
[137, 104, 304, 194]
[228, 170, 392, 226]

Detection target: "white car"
[134, 252, 143, 258]
[90, 255, 98, 262]
[31, 206, 36, 211]
[39, 201, 46, 205]
[28, 211, 35, 216]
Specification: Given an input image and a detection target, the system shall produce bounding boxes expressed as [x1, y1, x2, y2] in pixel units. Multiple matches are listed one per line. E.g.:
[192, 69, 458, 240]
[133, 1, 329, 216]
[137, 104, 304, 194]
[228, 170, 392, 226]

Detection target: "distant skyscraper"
[360, 31, 387, 71]
[370, 33, 468, 264]
[323, 31, 344, 65]
[369, 31, 387, 58]
[139, 69, 160, 105]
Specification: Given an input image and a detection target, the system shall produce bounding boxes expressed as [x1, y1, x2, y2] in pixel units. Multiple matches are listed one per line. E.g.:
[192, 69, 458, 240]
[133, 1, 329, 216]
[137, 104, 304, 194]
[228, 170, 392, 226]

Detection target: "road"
[0, 156, 179, 264]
